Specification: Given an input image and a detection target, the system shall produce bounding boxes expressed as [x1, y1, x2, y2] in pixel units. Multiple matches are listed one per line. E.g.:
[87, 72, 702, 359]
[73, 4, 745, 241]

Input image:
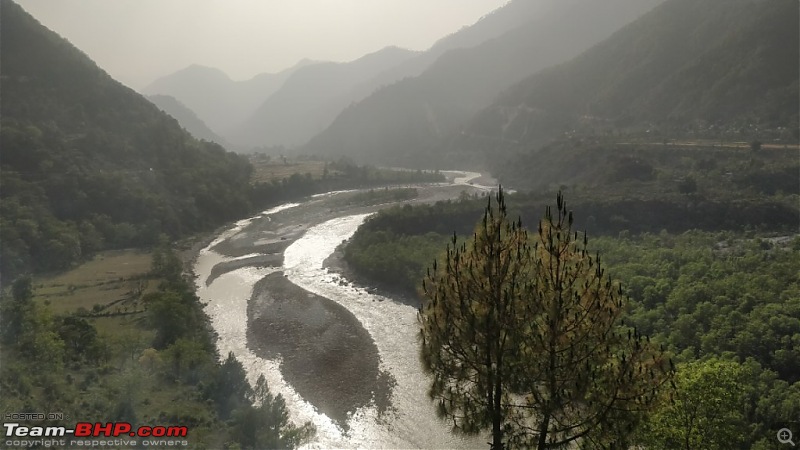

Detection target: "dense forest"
[346, 143, 799, 295]
[342, 112, 799, 447]
[333, 0, 800, 441]
[147, 94, 229, 146]
[0, 4, 314, 448]
[0, 0, 253, 277]
[0, 4, 442, 449]
[455, 0, 799, 162]
[490, 138, 799, 197]
[344, 190, 800, 447]
[3, 0, 798, 447]
[0, 246, 315, 449]
[301, 0, 662, 167]
[0, 0, 443, 281]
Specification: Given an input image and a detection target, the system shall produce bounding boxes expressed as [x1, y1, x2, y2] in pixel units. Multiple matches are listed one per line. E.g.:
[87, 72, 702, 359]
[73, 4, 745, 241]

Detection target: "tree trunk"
[492, 372, 504, 449]
[492, 412, 504, 450]
[537, 409, 550, 450]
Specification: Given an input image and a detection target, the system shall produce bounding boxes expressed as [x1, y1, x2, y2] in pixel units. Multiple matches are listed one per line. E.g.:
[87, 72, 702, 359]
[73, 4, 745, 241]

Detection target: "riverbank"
[194, 175, 494, 446]
[322, 243, 421, 308]
[322, 178, 498, 308]
[247, 272, 394, 426]
[201, 181, 484, 289]
[196, 195, 392, 430]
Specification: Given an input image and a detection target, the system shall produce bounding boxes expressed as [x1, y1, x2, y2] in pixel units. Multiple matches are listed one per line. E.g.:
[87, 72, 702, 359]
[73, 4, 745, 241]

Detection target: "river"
[194, 172, 494, 449]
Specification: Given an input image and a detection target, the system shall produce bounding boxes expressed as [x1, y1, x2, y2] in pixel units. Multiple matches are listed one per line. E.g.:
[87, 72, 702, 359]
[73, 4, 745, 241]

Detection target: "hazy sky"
[16, 0, 508, 90]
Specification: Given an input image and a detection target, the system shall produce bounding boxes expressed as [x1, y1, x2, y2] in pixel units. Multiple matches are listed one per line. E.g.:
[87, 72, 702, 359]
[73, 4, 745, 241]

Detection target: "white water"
[195, 176, 495, 449]
[284, 214, 486, 449]
[197, 207, 347, 444]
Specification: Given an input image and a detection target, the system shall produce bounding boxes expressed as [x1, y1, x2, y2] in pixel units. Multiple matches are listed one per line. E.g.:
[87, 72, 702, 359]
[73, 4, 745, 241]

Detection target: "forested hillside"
[302, 0, 662, 167]
[338, 2, 799, 444]
[0, 0, 253, 278]
[492, 139, 800, 195]
[147, 94, 228, 145]
[460, 0, 799, 156]
[0, 0, 446, 281]
[343, 190, 800, 447]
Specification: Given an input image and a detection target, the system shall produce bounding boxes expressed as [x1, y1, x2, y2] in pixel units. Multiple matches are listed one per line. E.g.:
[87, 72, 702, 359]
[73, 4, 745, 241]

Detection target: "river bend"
[195, 173, 493, 448]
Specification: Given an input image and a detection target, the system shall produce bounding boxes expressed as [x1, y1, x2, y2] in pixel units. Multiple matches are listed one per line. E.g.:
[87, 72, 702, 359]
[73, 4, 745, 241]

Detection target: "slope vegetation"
[302, 0, 663, 166]
[0, 0, 253, 277]
[147, 94, 228, 146]
[463, 0, 799, 154]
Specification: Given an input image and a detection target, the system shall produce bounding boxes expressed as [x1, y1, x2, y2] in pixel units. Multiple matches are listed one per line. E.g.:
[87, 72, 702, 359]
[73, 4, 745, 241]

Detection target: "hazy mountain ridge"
[0, 0, 253, 277]
[143, 0, 576, 152]
[303, 0, 553, 121]
[462, 0, 799, 154]
[372, 0, 555, 83]
[301, 0, 663, 166]
[142, 60, 313, 136]
[229, 46, 419, 148]
[147, 94, 228, 145]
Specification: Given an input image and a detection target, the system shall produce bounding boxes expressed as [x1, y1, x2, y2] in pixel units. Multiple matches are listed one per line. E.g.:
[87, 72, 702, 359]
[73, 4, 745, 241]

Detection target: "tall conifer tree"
[420, 189, 672, 449]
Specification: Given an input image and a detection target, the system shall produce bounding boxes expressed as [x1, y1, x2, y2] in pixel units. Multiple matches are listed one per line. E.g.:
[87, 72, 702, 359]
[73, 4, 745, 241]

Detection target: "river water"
[195, 173, 492, 449]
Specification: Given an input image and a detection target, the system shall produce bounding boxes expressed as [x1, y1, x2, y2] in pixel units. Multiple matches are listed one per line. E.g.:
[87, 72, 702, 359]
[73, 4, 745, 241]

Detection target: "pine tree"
[419, 189, 672, 449]
[1, 276, 35, 345]
[420, 188, 531, 449]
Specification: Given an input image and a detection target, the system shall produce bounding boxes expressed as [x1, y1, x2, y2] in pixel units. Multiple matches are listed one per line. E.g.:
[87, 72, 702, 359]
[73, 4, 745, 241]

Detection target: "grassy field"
[33, 249, 155, 316]
[249, 158, 335, 184]
[4, 244, 247, 447]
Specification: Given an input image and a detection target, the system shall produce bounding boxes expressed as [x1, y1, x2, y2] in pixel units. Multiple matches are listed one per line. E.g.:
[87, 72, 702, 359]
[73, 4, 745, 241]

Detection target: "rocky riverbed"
[195, 173, 495, 448]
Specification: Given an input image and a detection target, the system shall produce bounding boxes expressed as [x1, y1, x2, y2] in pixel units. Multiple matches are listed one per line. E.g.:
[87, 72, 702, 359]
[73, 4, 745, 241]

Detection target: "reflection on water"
[247, 270, 393, 427]
[196, 193, 488, 449]
[195, 203, 346, 445]
[285, 214, 486, 449]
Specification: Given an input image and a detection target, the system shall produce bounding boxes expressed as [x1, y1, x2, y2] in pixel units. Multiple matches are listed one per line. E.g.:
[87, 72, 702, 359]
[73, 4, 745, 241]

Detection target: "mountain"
[147, 94, 228, 145]
[142, 60, 313, 135]
[301, 0, 663, 167]
[144, 1, 583, 151]
[228, 46, 418, 149]
[228, 0, 599, 150]
[352, 0, 563, 92]
[0, 0, 253, 278]
[294, 1, 558, 119]
[462, 0, 799, 155]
